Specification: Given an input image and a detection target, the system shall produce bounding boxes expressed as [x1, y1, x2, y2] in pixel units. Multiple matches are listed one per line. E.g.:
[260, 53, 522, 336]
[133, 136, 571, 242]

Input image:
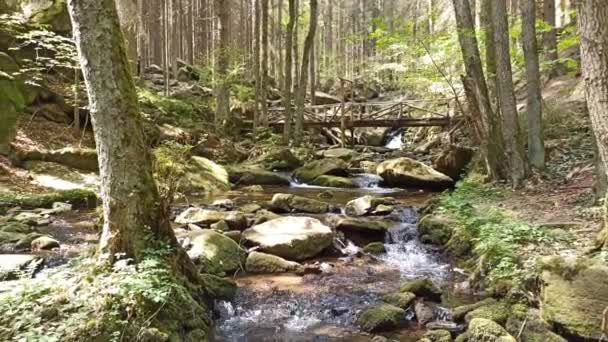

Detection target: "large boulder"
[433, 145, 474, 181]
[293, 158, 349, 183]
[327, 216, 392, 243]
[419, 214, 456, 246]
[186, 230, 246, 274]
[400, 278, 442, 302]
[269, 193, 329, 214]
[464, 301, 510, 325]
[540, 257, 608, 340]
[356, 304, 406, 333]
[228, 166, 290, 186]
[314, 91, 341, 105]
[252, 148, 302, 171]
[377, 157, 454, 190]
[175, 208, 247, 230]
[0, 69, 25, 155]
[357, 127, 391, 146]
[320, 148, 358, 160]
[382, 291, 416, 309]
[184, 156, 231, 194]
[242, 217, 334, 261]
[15, 0, 72, 33]
[505, 309, 567, 342]
[245, 251, 303, 273]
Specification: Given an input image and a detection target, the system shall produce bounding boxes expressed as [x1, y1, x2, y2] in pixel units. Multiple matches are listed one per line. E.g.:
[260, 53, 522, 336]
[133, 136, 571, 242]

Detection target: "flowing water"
[207, 182, 463, 341]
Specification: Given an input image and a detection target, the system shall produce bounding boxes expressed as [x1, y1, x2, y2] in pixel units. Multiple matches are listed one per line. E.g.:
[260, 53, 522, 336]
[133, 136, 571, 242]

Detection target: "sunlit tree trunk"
[283, 0, 296, 144]
[520, 0, 545, 170]
[481, 0, 496, 98]
[577, 0, 608, 249]
[260, 0, 269, 127]
[293, 0, 318, 146]
[214, 0, 231, 133]
[493, 0, 527, 187]
[253, 0, 261, 135]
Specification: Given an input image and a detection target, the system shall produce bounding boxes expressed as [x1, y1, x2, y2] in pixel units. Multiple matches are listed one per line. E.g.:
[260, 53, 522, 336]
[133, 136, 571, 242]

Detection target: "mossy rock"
[356, 304, 406, 333]
[444, 227, 473, 257]
[293, 158, 349, 183]
[363, 242, 386, 254]
[399, 278, 442, 302]
[227, 166, 290, 186]
[540, 257, 608, 340]
[186, 230, 247, 274]
[245, 251, 303, 274]
[24, 161, 99, 190]
[344, 195, 397, 217]
[252, 147, 301, 171]
[200, 273, 237, 301]
[0, 221, 34, 234]
[462, 318, 516, 342]
[0, 69, 24, 155]
[184, 156, 230, 194]
[310, 175, 357, 188]
[452, 298, 497, 321]
[0, 189, 97, 209]
[382, 291, 416, 309]
[419, 214, 455, 246]
[419, 329, 453, 342]
[464, 301, 510, 325]
[505, 309, 566, 342]
[269, 193, 329, 214]
[377, 157, 454, 190]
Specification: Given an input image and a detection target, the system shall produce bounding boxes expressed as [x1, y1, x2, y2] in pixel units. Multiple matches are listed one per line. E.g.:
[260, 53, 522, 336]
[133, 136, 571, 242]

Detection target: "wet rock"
[30, 236, 59, 250]
[186, 230, 246, 274]
[418, 329, 453, 342]
[310, 175, 357, 188]
[293, 158, 349, 183]
[377, 157, 454, 190]
[184, 156, 231, 194]
[344, 195, 397, 217]
[223, 230, 242, 243]
[464, 301, 509, 325]
[373, 204, 394, 215]
[433, 145, 474, 182]
[228, 167, 290, 186]
[415, 300, 435, 326]
[426, 321, 464, 334]
[212, 199, 235, 210]
[360, 160, 380, 173]
[452, 298, 497, 321]
[245, 251, 303, 274]
[252, 147, 301, 171]
[242, 216, 334, 261]
[328, 216, 392, 243]
[253, 209, 281, 225]
[200, 273, 237, 301]
[356, 304, 406, 333]
[318, 190, 335, 199]
[269, 193, 329, 214]
[296, 264, 324, 275]
[540, 256, 608, 340]
[363, 242, 386, 254]
[505, 308, 566, 342]
[175, 208, 247, 230]
[210, 220, 230, 232]
[399, 278, 442, 302]
[240, 185, 264, 192]
[382, 291, 415, 309]
[458, 318, 516, 342]
[240, 203, 262, 214]
[419, 214, 456, 246]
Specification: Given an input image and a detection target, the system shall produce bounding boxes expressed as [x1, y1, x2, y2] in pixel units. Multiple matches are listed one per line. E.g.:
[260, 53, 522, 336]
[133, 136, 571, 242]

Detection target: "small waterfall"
[385, 129, 404, 150]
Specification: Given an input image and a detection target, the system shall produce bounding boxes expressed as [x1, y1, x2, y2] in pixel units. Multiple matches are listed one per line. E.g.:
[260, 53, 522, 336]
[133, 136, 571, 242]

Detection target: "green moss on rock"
[363, 242, 386, 254]
[0, 189, 98, 209]
[187, 230, 247, 274]
[420, 329, 453, 342]
[463, 318, 516, 342]
[356, 304, 406, 333]
[464, 301, 510, 325]
[399, 278, 442, 302]
[310, 175, 357, 188]
[245, 251, 303, 274]
[452, 298, 497, 321]
[382, 291, 416, 309]
[200, 273, 237, 301]
[419, 214, 455, 245]
[293, 158, 348, 183]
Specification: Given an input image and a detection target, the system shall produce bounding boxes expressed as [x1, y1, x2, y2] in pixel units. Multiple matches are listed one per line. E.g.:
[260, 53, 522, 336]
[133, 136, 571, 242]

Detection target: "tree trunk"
[481, 0, 496, 97]
[253, 0, 261, 136]
[493, 0, 527, 187]
[577, 0, 608, 249]
[453, 0, 507, 180]
[310, 37, 316, 106]
[293, 0, 318, 146]
[116, 0, 139, 74]
[260, 0, 269, 127]
[66, 0, 185, 264]
[520, 0, 545, 170]
[283, 0, 296, 144]
[214, 0, 231, 133]
[543, 0, 561, 76]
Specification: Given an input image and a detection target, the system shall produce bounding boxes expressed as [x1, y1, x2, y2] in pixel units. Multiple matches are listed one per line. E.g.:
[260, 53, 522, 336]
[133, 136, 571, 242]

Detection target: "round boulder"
[377, 157, 454, 190]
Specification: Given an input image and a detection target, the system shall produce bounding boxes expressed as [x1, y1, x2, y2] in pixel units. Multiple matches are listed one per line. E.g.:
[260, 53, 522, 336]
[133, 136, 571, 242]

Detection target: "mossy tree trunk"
[214, 0, 231, 134]
[282, 0, 297, 144]
[66, 0, 197, 277]
[577, 0, 608, 250]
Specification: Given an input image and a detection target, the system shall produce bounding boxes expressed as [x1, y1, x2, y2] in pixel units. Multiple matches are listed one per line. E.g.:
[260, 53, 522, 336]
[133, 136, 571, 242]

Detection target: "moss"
[251, 147, 301, 171]
[444, 226, 473, 257]
[245, 251, 303, 274]
[399, 278, 442, 301]
[464, 301, 510, 325]
[382, 291, 416, 309]
[0, 71, 24, 154]
[421, 329, 453, 342]
[356, 304, 406, 333]
[505, 309, 567, 342]
[452, 298, 498, 321]
[465, 318, 515, 342]
[188, 230, 247, 274]
[0, 189, 98, 209]
[184, 156, 231, 194]
[200, 273, 237, 301]
[310, 175, 358, 188]
[419, 214, 455, 245]
[293, 158, 348, 183]
[363, 242, 386, 254]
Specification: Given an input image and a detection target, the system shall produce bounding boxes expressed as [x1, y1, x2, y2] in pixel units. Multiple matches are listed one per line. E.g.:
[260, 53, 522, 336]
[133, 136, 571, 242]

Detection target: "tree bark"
[520, 0, 546, 170]
[214, 0, 231, 133]
[577, 0, 608, 249]
[253, 0, 261, 135]
[493, 0, 527, 187]
[283, 0, 296, 144]
[293, 0, 318, 146]
[481, 0, 496, 97]
[543, 0, 561, 76]
[453, 0, 507, 180]
[260, 0, 269, 127]
[66, 0, 182, 263]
